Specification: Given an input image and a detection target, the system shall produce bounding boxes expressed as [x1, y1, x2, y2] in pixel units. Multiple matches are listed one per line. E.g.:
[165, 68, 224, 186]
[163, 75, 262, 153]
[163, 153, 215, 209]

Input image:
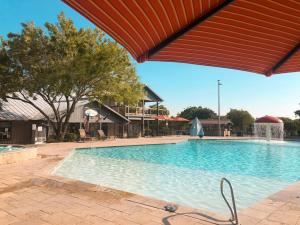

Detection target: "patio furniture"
[78, 129, 92, 142]
[97, 129, 107, 140]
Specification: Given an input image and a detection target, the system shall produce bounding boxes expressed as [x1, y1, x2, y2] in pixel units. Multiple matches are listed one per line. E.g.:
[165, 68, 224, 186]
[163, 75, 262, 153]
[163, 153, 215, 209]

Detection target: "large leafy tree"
[226, 109, 254, 134]
[295, 110, 300, 118]
[280, 117, 300, 137]
[178, 106, 217, 120]
[0, 13, 143, 140]
[149, 104, 170, 115]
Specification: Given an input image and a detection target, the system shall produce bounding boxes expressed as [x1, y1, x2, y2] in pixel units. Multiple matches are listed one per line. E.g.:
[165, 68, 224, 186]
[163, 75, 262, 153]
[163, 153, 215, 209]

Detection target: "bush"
[64, 133, 78, 142]
[144, 128, 152, 136]
[47, 135, 59, 143]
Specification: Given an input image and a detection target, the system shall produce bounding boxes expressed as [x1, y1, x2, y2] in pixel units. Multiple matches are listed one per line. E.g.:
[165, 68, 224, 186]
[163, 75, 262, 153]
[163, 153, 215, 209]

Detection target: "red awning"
[153, 115, 189, 122]
[63, 0, 300, 76]
[170, 116, 189, 122]
[153, 115, 171, 121]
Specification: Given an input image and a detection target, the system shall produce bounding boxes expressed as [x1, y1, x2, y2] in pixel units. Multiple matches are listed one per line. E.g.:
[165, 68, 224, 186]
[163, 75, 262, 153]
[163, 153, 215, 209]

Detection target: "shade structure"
[170, 116, 189, 122]
[153, 115, 171, 121]
[153, 115, 189, 121]
[255, 115, 283, 124]
[63, 0, 300, 76]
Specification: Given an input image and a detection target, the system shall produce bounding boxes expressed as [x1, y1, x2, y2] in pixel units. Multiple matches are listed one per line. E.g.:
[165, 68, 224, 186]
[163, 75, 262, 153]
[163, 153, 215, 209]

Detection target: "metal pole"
[218, 80, 222, 136]
[142, 99, 145, 137]
[156, 101, 159, 136]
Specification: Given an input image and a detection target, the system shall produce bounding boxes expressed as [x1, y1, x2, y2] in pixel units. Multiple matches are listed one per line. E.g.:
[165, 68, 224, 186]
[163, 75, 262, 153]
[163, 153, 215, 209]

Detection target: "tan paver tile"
[143, 222, 164, 225]
[10, 218, 51, 225]
[39, 212, 84, 225]
[112, 217, 140, 225]
[0, 209, 10, 218]
[240, 208, 270, 220]
[256, 219, 286, 225]
[238, 213, 261, 225]
[0, 214, 19, 225]
[127, 211, 162, 224]
[267, 211, 300, 225]
[162, 214, 202, 225]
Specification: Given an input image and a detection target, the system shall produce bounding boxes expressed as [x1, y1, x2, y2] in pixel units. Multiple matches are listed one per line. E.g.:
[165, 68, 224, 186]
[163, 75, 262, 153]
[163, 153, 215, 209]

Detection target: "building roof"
[143, 85, 163, 102]
[171, 116, 189, 122]
[100, 104, 129, 123]
[153, 115, 189, 122]
[153, 115, 171, 121]
[63, 0, 300, 76]
[255, 115, 283, 124]
[0, 96, 129, 123]
[0, 96, 71, 121]
[199, 119, 232, 125]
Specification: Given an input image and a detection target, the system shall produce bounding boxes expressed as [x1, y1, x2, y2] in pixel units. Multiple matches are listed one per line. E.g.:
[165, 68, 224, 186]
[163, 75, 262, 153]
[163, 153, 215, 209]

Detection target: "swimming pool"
[54, 140, 300, 214]
[0, 145, 23, 152]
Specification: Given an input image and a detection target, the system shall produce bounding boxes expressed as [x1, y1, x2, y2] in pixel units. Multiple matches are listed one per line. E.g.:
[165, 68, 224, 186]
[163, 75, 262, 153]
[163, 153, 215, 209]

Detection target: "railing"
[220, 178, 239, 225]
[127, 107, 161, 117]
[111, 106, 166, 117]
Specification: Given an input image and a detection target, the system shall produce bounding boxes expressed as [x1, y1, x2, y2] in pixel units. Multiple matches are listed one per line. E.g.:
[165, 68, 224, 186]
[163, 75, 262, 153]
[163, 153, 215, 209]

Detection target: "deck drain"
[164, 204, 177, 212]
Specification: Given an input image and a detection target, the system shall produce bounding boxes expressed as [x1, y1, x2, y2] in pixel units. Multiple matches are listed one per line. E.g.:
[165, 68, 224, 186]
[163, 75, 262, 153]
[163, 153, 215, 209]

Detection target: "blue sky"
[1, 0, 300, 118]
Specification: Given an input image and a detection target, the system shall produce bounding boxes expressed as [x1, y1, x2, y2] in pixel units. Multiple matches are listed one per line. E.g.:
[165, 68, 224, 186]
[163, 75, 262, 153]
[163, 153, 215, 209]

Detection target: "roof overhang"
[143, 85, 163, 102]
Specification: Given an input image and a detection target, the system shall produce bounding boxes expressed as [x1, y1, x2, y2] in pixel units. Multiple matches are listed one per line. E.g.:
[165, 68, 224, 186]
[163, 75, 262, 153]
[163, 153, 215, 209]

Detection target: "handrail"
[220, 178, 238, 225]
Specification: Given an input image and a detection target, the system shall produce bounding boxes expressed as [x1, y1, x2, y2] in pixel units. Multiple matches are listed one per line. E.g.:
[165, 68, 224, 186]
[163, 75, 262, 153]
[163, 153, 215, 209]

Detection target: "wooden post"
[122, 124, 125, 138]
[156, 101, 159, 136]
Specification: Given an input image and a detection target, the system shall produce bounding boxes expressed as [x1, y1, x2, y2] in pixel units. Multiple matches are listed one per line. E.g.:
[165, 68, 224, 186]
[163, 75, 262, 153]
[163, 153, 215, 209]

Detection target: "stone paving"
[0, 136, 299, 224]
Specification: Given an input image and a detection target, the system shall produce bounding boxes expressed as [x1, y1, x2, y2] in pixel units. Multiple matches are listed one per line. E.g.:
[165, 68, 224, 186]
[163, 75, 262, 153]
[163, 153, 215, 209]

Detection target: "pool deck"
[0, 136, 299, 225]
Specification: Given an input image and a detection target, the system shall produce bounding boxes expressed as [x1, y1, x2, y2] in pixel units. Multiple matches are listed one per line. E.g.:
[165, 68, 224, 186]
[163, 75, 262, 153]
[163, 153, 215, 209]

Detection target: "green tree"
[0, 13, 143, 140]
[149, 104, 169, 115]
[295, 110, 300, 118]
[280, 117, 300, 137]
[226, 109, 254, 134]
[178, 106, 217, 120]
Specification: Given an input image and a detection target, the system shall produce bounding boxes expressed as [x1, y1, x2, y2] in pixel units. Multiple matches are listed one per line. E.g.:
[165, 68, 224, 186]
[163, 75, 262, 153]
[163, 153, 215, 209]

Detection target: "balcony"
[111, 106, 166, 118]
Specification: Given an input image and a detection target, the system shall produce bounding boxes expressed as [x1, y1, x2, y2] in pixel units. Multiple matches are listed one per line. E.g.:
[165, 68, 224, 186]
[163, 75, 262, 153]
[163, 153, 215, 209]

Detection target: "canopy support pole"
[156, 101, 159, 136]
[266, 42, 300, 76]
[137, 0, 234, 62]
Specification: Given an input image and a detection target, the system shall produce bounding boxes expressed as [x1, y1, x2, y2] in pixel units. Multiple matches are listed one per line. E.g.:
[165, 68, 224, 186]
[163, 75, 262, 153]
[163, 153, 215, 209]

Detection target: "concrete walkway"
[0, 136, 299, 225]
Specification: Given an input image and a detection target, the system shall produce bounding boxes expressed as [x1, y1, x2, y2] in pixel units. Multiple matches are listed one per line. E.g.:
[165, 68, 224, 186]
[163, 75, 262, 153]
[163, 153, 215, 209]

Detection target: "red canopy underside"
[63, 0, 300, 76]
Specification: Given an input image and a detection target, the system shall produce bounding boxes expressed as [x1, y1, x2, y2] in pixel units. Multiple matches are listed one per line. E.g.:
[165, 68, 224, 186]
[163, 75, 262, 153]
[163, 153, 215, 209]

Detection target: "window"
[0, 122, 12, 141]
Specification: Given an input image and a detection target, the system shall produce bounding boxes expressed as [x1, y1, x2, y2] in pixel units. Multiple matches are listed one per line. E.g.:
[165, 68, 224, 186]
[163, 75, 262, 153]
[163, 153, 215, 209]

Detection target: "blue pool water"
[0, 145, 23, 152]
[54, 140, 300, 214]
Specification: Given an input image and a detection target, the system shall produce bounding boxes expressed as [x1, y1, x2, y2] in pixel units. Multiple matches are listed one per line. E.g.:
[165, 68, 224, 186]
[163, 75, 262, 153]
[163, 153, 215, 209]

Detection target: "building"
[200, 119, 232, 136]
[0, 98, 129, 144]
[0, 85, 165, 144]
[110, 85, 164, 137]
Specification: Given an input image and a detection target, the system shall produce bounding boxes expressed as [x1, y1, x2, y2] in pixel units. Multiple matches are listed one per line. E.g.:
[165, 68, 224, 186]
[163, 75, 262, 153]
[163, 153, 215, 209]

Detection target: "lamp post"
[218, 80, 222, 136]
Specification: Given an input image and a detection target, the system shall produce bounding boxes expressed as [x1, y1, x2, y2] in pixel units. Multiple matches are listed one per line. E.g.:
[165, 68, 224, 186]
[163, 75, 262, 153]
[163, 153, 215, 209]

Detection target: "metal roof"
[143, 85, 163, 102]
[188, 119, 232, 125]
[101, 104, 130, 122]
[0, 97, 57, 121]
[200, 119, 232, 125]
[0, 96, 128, 122]
[63, 0, 300, 76]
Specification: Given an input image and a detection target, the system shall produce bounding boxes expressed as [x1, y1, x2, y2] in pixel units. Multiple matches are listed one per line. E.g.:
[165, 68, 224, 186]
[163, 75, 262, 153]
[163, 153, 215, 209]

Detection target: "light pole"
[218, 80, 222, 136]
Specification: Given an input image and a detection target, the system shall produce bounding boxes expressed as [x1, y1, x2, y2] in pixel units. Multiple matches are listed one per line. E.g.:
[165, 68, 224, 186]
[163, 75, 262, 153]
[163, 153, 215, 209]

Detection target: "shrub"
[47, 135, 59, 143]
[64, 133, 78, 142]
